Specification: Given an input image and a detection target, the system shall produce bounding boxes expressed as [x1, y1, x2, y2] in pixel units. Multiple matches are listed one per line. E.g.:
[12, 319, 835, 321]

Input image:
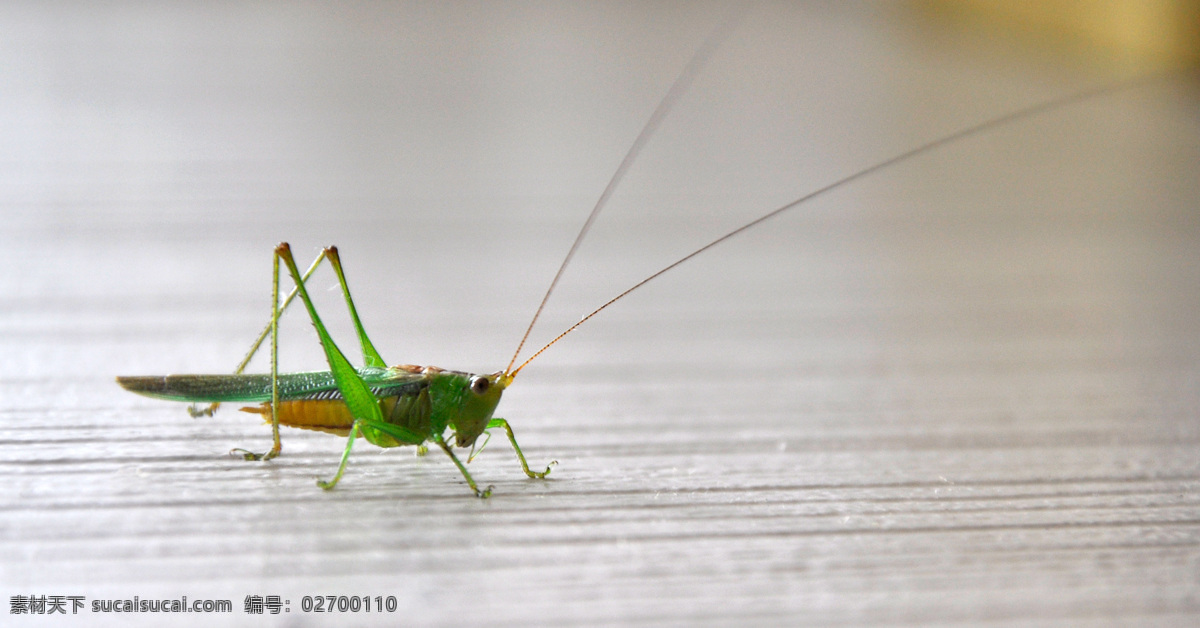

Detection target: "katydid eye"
[470, 376, 490, 394]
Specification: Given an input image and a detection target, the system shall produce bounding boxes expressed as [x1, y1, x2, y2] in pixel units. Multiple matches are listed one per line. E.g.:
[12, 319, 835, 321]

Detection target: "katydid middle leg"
[437, 438, 493, 498]
[318, 417, 430, 489]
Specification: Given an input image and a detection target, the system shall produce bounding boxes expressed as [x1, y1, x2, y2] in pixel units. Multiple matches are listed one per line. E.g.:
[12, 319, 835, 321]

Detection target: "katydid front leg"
[487, 418, 556, 479]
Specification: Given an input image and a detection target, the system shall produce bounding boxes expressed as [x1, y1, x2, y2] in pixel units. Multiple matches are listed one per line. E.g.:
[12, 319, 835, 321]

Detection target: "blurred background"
[935, 0, 1200, 71]
[2, 1, 1198, 625]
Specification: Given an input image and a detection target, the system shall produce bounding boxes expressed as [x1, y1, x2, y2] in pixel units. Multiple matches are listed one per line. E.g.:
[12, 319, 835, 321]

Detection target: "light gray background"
[3, 1, 1198, 625]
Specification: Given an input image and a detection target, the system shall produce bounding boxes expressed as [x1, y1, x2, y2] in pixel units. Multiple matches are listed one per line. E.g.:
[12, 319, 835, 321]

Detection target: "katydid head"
[447, 371, 511, 448]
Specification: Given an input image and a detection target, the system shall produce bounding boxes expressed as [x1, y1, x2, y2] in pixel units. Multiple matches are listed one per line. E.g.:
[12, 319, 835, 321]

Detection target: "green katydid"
[119, 242, 544, 497]
[116, 11, 744, 497]
[116, 14, 1166, 496]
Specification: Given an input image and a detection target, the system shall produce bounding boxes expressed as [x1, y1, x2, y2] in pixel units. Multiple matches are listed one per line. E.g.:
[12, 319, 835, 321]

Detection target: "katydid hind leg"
[487, 418, 556, 479]
[324, 246, 386, 369]
[275, 243, 386, 430]
[237, 243, 388, 468]
[192, 246, 334, 418]
[232, 247, 286, 461]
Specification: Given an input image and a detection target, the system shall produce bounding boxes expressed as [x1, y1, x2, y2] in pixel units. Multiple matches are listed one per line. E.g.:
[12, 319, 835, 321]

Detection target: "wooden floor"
[2, 2, 1198, 625]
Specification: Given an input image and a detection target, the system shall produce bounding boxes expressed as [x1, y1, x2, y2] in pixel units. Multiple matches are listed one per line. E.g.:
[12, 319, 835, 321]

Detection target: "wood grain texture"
[2, 2, 1198, 625]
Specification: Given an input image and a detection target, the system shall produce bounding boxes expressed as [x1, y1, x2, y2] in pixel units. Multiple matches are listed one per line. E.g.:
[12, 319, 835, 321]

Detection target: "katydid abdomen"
[239, 394, 431, 443]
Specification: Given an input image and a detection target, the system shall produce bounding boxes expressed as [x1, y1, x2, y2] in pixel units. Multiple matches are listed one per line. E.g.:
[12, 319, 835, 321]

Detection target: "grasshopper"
[117, 11, 1165, 497]
[116, 9, 743, 497]
[119, 243, 546, 497]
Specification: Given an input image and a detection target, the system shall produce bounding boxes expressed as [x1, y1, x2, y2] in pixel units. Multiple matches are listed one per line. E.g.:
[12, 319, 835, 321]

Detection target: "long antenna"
[505, 5, 751, 376]
[509, 73, 1171, 377]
